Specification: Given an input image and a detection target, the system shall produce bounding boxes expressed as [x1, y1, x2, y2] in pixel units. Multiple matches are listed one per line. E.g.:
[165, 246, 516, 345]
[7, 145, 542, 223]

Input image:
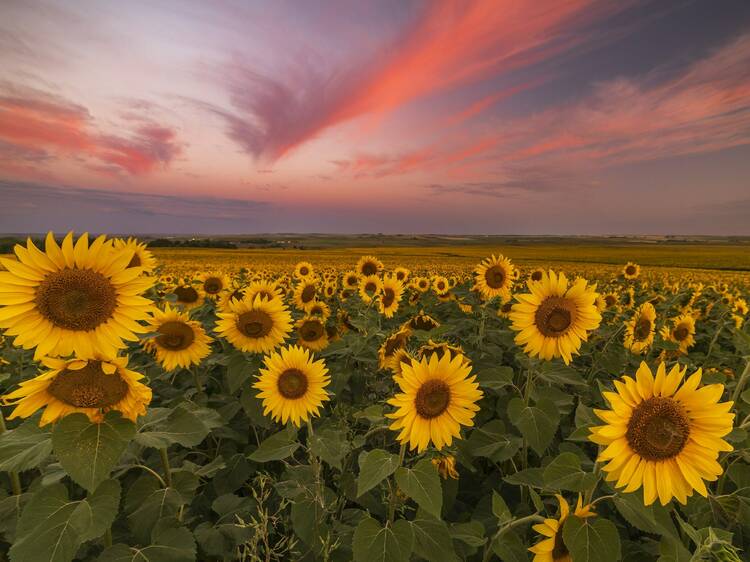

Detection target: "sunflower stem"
[730, 359, 750, 408]
[0, 409, 22, 496]
[103, 527, 112, 548]
[306, 419, 324, 507]
[159, 448, 173, 488]
[192, 367, 203, 394]
[387, 444, 407, 523]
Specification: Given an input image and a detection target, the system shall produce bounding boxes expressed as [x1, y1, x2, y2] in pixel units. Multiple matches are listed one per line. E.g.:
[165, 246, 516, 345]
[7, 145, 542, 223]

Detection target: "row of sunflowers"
[0, 232, 748, 562]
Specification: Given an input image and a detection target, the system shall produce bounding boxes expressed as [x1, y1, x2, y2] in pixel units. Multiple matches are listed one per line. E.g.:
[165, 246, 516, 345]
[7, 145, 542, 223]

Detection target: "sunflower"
[294, 279, 318, 311]
[497, 299, 514, 319]
[590, 362, 734, 506]
[357, 255, 383, 276]
[307, 300, 331, 322]
[294, 261, 314, 279]
[144, 304, 212, 371]
[323, 283, 337, 299]
[402, 310, 440, 332]
[418, 340, 468, 365]
[244, 280, 283, 304]
[431, 455, 459, 480]
[473, 254, 514, 301]
[216, 294, 292, 353]
[1, 355, 152, 425]
[509, 270, 601, 364]
[296, 317, 329, 351]
[387, 353, 483, 452]
[220, 283, 247, 309]
[529, 268, 545, 283]
[432, 276, 450, 296]
[253, 345, 330, 427]
[378, 327, 412, 370]
[390, 348, 416, 376]
[113, 237, 157, 273]
[623, 262, 641, 280]
[413, 277, 430, 293]
[198, 272, 230, 299]
[624, 303, 656, 355]
[661, 314, 696, 354]
[358, 275, 383, 304]
[394, 267, 410, 283]
[0, 232, 155, 360]
[343, 270, 360, 290]
[171, 281, 205, 310]
[602, 291, 619, 309]
[529, 495, 595, 562]
[378, 275, 404, 318]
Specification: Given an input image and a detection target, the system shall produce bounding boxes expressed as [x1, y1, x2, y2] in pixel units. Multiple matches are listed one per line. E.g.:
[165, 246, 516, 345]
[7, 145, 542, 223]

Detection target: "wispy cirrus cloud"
[206, 0, 629, 162]
[0, 83, 183, 177]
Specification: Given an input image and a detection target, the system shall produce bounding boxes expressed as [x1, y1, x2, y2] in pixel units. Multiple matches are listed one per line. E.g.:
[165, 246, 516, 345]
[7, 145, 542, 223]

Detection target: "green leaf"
[98, 526, 197, 562]
[395, 459, 442, 518]
[352, 517, 413, 562]
[477, 366, 514, 392]
[226, 351, 252, 393]
[124, 478, 182, 544]
[291, 498, 329, 549]
[135, 404, 221, 448]
[507, 397, 559, 455]
[52, 412, 135, 492]
[562, 516, 621, 562]
[410, 518, 459, 562]
[543, 453, 598, 492]
[537, 362, 587, 386]
[309, 427, 350, 470]
[357, 449, 400, 497]
[613, 493, 677, 537]
[0, 417, 53, 472]
[449, 520, 486, 547]
[504, 468, 545, 488]
[248, 426, 299, 462]
[492, 529, 529, 562]
[10, 479, 120, 562]
[463, 420, 521, 461]
[492, 491, 512, 525]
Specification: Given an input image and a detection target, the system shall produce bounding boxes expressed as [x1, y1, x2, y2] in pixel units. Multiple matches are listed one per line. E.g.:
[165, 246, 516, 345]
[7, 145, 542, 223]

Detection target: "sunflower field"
[0, 233, 749, 562]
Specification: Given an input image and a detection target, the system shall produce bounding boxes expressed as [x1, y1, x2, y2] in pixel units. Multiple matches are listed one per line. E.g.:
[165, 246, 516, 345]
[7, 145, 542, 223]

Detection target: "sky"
[1, 0, 749, 235]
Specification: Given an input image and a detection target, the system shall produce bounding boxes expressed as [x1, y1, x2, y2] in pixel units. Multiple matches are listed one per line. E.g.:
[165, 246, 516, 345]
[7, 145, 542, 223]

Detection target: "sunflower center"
[237, 310, 273, 338]
[346, 276, 358, 287]
[364, 282, 377, 294]
[47, 361, 129, 408]
[300, 320, 324, 341]
[501, 302, 513, 313]
[277, 368, 308, 399]
[551, 530, 569, 561]
[604, 295, 616, 307]
[674, 326, 689, 341]
[156, 321, 195, 351]
[361, 262, 378, 276]
[634, 318, 652, 340]
[626, 397, 689, 460]
[625, 265, 637, 275]
[415, 379, 451, 419]
[382, 288, 396, 308]
[396, 271, 406, 281]
[484, 265, 506, 289]
[36, 268, 117, 331]
[127, 253, 141, 268]
[204, 277, 223, 294]
[174, 286, 199, 304]
[301, 285, 316, 303]
[535, 297, 575, 337]
[530, 270, 543, 282]
[383, 332, 409, 356]
[299, 266, 309, 276]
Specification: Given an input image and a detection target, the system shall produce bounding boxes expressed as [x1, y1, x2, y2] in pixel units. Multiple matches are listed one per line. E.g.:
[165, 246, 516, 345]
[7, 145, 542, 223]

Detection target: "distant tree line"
[147, 238, 238, 249]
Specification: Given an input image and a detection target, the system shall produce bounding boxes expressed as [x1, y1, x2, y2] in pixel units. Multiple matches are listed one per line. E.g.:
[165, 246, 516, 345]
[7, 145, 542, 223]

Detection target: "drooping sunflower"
[357, 255, 383, 276]
[390, 348, 416, 376]
[215, 294, 292, 353]
[529, 495, 595, 562]
[431, 454, 459, 480]
[358, 274, 383, 304]
[623, 262, 641, 280]
[253, 345, 330, 427]
[1, 355, 152, 425]
[0, 232, 155, 360]
[473, 254, 514, 301]
[509, 270, 601, 364]
[296, 317, 329, 351]
[198, 272, 230, 300]
[624, 302, 656, 355]
[113, 237, 157, 273]
[402, 310, 440, 332]
[171, 281, 205, 310]
[387, 353, 483, 452]
[378, 326, 412, 370]
[378, 275, 404, 318]
[418, 339, 468, 365]
[661, 314, 696, 354]
[294, 279, 318, 311]
[144, 304, 212, 371]
[589, 362, 734, 506]
[294, 261, 314, 279]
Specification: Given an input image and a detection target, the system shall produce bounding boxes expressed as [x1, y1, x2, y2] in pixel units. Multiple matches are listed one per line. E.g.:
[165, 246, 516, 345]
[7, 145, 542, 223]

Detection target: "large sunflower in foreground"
[661, 314, 696, 354]
[216, 294, 292, 353]
[0, 232, 155, 360]
[529, 495, 595, 562]
[509, 270, 601, 364]
[590, 362, 734, 506]
[473, 254, 514, 301]
[253, 345, 330, 426]
[1, 355, 152, 425]
[387, 353, 483, 452]
[624, 302, 656, 355]
[144, 304, 212, 371]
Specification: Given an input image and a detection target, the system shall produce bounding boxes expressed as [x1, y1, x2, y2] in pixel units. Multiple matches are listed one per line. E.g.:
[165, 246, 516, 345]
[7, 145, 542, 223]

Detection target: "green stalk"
[730, 359, 750, 408]
[0, 409, 22, 496]
[387, 444, 407, 523]
[159, 448, 173, 488]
